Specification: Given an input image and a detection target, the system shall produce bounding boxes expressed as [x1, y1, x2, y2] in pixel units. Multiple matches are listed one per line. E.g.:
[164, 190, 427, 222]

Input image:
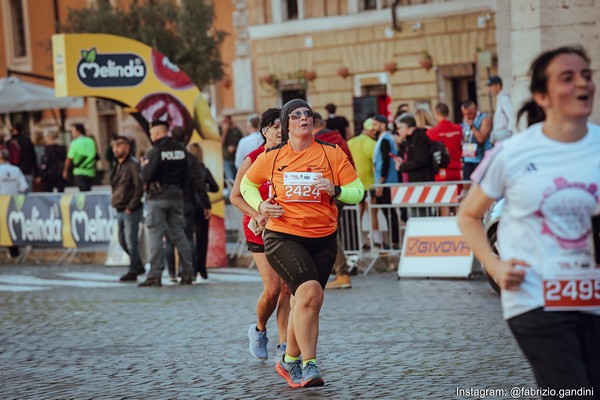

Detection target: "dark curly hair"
[258, 108, 281, 146]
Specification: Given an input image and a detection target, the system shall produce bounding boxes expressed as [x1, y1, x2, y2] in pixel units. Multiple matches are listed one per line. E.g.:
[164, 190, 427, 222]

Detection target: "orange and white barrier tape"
[391, 184, 460, 205]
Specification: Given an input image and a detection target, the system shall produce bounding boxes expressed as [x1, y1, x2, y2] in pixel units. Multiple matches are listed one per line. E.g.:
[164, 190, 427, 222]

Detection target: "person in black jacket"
[164, 127, 209, 283]
[40, 131, 67, 192]
[7, 122, 38, 190]
[138, 120, 195, 287]
[110, 136, 145, 282]
[394, 114, 435, 183]
[188, 142, 218, 283]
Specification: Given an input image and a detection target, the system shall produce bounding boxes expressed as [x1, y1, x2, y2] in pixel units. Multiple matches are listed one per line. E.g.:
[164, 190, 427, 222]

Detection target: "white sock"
[372, 231, 382, 244]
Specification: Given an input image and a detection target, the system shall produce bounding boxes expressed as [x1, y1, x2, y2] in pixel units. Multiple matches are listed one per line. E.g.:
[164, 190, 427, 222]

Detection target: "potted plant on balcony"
[259, 73, 280, 92]
[303, 70, 317, 82]
[419, 51, 433, 71]
[336, 67, 350, 79]
[384, 62, 398, 74]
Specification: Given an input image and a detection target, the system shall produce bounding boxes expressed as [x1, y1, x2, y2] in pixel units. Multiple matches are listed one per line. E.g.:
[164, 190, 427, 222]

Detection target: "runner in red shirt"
[229, 108, 291, 362]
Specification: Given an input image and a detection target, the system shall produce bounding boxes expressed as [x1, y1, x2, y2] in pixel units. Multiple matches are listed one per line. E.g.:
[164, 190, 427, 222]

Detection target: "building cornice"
[249, 0, 496, 40]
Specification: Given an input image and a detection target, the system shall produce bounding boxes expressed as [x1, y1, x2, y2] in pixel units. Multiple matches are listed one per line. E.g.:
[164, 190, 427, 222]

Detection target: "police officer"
[164, 126, 209, 283]
[138, 120, 194, 287]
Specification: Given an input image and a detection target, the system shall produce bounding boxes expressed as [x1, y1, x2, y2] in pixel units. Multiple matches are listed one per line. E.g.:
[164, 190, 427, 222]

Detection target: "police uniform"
[139, 124, 194, 285]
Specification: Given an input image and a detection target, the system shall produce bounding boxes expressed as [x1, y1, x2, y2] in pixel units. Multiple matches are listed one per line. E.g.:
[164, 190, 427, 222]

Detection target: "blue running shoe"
[275, 354, 302, 388]
[247, 323, 268, 360]
[301, 361, 325, 387]
[276, 343, 287, 360]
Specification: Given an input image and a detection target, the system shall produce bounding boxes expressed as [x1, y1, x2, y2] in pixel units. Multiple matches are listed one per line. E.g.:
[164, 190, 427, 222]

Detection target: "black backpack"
[429, 139, 450, 174]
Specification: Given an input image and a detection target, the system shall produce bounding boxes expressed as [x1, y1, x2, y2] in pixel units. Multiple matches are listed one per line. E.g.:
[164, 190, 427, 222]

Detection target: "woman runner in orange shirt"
[240, 99, 364, 388]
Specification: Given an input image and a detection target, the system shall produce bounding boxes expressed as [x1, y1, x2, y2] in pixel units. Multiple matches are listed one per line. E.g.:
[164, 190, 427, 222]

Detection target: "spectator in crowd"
[164, 126, 208, 284]
[325, 103, 352, 140]
[414, 108, 436, 130]
[312, 113, 354, 164]
[32, 131, 45, 174]
[312, 113, 355, 290]
[373, 114, 401, 249]
[40, 131, 67, 193]
[110, 136, 145, 282]
[394, 114, 435, 183]
[427, 103, 463, 183]
[0, 148, 28, 259]
[230, 107, 290, 361]
[188, 142, 218, 283]
[487, 75, 513, 143]
[221, 115, 243, 182]
[460, 100, 492, 180]
[394, 103, 410, 119]
[235, 114, 262, 169]
[0, 133, 5, 151]
[348, 117, 382, 249]
[7, 122, 38, 190]
[138, 120, 194, 287]
[105, 133, 118, 170]
[63, 124, 97, 192]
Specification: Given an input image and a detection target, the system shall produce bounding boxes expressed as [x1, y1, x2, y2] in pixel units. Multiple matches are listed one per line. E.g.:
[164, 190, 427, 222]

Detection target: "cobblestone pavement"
[0, 263, 536, 399]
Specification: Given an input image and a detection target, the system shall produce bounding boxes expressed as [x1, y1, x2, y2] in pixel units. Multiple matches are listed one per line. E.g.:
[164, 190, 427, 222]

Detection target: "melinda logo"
[405, 236, 470, 257]
[77, 47, 146, 87]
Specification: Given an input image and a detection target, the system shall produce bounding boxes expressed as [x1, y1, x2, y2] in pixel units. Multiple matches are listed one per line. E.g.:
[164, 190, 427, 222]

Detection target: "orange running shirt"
[245, 139, 358, 238]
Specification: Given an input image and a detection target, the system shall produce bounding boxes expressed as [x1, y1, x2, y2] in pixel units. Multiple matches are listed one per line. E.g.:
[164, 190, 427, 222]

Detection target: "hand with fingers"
[489, 258, 530, 291]
[313, 178, 335, 197]
[259, 194, 284, 218]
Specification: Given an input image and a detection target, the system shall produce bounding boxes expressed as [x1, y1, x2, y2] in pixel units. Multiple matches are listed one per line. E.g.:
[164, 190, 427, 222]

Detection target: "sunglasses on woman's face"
[288, 110, 314, 120]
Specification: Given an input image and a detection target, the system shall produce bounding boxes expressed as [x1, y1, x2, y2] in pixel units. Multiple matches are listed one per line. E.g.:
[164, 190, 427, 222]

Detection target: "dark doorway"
[281, 88, 306, 104]
[352, 83, 390, 134]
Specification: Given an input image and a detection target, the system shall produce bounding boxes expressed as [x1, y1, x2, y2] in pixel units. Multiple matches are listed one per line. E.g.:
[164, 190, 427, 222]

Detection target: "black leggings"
[508, 308, 600, 399]
[263, 229, 337, 295]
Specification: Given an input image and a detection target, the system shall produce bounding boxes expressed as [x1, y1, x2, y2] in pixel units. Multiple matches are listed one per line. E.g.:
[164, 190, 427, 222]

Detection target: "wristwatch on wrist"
[333, 185, 342, 198]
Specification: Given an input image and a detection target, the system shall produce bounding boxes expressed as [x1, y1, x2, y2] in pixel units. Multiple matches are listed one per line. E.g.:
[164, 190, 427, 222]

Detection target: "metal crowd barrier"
[351, 181, 468, 275]
[225, 181, 469, 275]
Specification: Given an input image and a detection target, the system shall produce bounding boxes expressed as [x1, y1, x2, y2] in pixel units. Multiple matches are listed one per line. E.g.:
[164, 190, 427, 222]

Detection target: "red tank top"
[243, 146, 270, 244]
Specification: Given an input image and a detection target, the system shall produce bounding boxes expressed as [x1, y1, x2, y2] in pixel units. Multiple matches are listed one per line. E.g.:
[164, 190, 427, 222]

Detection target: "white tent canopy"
[0, 76, 83, 114]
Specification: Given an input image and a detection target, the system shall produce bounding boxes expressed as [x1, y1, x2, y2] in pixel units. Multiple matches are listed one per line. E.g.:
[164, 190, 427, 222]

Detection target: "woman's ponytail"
[517, 100, 545, 128]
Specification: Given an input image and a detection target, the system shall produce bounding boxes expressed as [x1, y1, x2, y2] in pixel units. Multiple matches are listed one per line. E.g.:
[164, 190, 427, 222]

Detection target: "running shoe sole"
[301, 376, 325, 387]
[275, 361, 301, 388]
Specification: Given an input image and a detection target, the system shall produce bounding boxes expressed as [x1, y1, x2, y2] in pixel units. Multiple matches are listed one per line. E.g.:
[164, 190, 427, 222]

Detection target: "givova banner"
[0, 193, 115, 248]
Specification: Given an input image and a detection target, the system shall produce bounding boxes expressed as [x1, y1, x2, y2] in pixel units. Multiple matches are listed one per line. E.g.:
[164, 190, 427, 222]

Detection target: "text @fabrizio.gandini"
[455, 386, 593, 399]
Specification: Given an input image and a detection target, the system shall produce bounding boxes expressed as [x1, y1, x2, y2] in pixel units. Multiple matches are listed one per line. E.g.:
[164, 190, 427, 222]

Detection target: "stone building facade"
[247, 0, 497, 129]
[229, 0, 600, 132]
[1, 0, 599, 160]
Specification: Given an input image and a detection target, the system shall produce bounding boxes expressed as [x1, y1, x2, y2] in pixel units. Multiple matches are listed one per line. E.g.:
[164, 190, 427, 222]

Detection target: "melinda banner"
[51, 34, 226, 266]
[0, 193, 113, 248]
[0, 193, 223, 269]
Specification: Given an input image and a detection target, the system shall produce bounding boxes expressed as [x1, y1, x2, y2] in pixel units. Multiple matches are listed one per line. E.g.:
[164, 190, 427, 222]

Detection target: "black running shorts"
[263, 229, 337, 295]
[247, 241, 265, 253]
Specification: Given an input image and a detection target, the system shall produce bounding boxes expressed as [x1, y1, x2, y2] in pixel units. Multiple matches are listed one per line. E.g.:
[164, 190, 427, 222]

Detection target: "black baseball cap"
[486, 76, 502, 86]
[150, 120, 169, 128]
[373, 114, 387, 124]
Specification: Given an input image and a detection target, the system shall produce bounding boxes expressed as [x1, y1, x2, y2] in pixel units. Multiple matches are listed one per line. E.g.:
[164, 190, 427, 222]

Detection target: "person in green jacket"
[62, 124, 97, 192]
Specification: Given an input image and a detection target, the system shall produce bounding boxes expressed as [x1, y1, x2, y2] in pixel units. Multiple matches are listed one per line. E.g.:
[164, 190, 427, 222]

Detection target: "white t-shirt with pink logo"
[473, 122, 600, 320]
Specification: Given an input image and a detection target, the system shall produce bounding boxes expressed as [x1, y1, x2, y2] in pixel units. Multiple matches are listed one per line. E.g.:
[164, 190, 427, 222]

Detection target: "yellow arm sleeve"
[240, 174, 263, 212]
[337, 177, 364, 205]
